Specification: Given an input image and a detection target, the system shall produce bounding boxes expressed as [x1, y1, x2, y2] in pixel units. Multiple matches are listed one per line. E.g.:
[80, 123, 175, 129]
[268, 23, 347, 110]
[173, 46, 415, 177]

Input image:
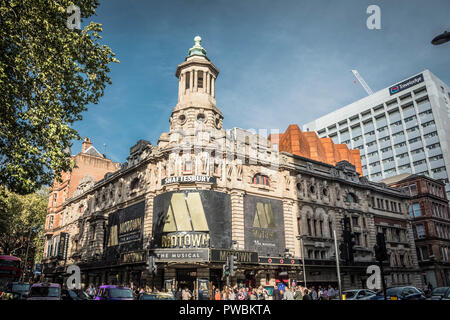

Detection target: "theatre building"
[42, 37, 423, 295]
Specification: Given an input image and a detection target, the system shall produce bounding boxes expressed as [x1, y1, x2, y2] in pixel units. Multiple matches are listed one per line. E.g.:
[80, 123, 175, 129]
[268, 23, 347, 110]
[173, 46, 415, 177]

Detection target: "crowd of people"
[206, 284, 339, 300]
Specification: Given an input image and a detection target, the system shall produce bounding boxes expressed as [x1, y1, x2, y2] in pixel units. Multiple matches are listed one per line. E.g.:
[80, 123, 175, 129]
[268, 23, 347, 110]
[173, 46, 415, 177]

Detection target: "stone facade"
[42, 37, 423, 294]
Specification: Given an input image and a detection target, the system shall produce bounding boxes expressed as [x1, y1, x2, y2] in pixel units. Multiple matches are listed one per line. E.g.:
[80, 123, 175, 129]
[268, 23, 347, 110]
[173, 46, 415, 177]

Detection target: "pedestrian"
[182, 288, 192, 300]
[303, 289, 312, 300]
[175, 287, 182, 300]
[322, 287, 328, 300]
[214, 289, 221, 300]
[294, 286, 303, 300]
[311, 286, 318, 300]
[328, 285, 335, 300]
[273, 286, 281, 300]
[283, 287, 295, 300]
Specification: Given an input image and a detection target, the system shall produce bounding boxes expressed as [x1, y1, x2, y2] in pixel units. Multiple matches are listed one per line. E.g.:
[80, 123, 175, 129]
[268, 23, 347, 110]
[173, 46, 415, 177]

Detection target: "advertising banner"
[104, 201, 146, 262]
[243, 195, 285, 256]
[152, 190, 232, 250]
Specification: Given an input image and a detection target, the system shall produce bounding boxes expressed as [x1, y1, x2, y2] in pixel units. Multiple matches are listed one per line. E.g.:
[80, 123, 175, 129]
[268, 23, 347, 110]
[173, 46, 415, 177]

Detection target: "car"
[7, 282, 31, 300]
[429, 287, 450, 300]
[342, 289, 377, 300]
[61, 288, 92, 300]
[137, 292, 175, 300]
[94, 285, 135, 300]
[27, 283, 61, 300]
[370, 286, 426, 300]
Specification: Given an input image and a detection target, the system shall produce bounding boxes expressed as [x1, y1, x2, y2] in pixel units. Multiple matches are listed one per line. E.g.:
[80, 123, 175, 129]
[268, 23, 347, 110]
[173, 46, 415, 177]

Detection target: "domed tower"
[170, 36, 223, 132]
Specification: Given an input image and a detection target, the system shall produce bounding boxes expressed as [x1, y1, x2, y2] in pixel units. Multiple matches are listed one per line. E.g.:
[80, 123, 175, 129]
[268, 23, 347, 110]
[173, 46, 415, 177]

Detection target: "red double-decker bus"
[0, 255, 22, 289]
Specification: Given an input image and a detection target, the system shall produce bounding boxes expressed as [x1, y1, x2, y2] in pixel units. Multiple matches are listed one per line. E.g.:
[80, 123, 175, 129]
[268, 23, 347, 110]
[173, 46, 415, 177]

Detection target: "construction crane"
[351, 70, 374, 96]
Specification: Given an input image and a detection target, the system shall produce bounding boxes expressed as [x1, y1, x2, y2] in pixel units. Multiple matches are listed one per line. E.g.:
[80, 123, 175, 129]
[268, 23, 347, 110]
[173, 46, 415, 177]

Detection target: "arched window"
[252, 174, 270, 187]
[346, 192, 357, 203]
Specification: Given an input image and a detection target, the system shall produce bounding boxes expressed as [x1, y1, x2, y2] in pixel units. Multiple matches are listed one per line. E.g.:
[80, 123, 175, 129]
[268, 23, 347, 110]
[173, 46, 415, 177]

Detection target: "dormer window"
[252, 174, 270, 187]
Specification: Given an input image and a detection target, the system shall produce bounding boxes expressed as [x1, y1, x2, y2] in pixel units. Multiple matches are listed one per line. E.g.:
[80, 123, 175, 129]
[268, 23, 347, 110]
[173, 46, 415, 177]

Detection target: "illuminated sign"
[162, 175, 217, 185]
[389, 74, 424, 95]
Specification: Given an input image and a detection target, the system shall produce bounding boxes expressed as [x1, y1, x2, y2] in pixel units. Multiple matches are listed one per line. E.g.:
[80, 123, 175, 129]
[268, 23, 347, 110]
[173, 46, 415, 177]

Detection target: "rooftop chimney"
[82, 137, 92, 153]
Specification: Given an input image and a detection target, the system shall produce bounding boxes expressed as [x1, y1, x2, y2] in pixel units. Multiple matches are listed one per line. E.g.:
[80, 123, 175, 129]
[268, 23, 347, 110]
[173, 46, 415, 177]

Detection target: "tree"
[0, 186, 48, 269]
[0, 0, 119, 194]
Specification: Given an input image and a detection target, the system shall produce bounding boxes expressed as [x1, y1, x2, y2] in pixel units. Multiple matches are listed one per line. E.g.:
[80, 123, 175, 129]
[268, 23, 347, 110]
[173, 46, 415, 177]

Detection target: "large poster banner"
[104, 201, 146, 262]
[152, 190, 232, 250]
[243, 195, 285, 256]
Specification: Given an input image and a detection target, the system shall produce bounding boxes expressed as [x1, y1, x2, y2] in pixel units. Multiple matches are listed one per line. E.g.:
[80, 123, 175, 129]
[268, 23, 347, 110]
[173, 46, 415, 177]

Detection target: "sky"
[71, 0, 450, 164]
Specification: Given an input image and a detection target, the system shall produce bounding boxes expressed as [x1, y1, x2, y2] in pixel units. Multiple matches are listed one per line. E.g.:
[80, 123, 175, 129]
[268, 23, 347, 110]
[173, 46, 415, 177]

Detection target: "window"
[409, 203, 421, 217]
[197, 71, 203, 88]
[184, 160, 192, 172]
[346, 193, 357, 203]
[252, 174, 270, 187]
[52, 193, 57, 206]
[130, 178, 139, 191]
[185, 71, 190, 89]
[49, 215, 54, 229]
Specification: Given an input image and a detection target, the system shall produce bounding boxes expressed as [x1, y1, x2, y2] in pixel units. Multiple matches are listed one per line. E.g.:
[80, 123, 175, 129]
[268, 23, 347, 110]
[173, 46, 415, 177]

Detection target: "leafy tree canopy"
[0, 186, 48, 265]
[0, 0, 119, 194]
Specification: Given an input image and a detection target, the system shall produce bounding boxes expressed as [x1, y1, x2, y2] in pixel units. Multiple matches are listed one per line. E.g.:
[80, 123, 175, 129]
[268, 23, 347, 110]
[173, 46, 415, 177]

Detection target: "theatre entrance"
[176, 269, 197, 291]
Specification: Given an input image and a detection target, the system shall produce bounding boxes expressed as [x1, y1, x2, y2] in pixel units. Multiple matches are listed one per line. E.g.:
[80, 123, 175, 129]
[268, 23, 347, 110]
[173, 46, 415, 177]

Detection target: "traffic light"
[374, 233, 388, 262]
[339, 242, 349, 263]
[348, 233, 356, 264]
[230, 254, 238, 276]
[222, 257, 230, 279]
[147, 255, 157, 276]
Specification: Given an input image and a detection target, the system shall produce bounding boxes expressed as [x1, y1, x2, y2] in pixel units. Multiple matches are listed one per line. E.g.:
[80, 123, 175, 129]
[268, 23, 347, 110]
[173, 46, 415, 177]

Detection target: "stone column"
[211, 76, 215, 98]
[206, 72, 210, 94]
[283, 200, 296, 255]
[231, 190, 245, 249]
[190, 70, 194, 93]
[143, 193, 155, 248]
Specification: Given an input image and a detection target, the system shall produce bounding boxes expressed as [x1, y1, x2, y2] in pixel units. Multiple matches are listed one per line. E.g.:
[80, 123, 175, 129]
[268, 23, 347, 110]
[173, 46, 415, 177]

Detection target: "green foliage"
[0, 186, 48, 266]
[0, 0, 119, 194]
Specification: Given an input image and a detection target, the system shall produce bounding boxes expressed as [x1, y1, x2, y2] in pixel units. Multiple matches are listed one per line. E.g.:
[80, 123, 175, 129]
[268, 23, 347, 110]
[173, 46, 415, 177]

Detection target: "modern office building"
[303, 70, 450, 199]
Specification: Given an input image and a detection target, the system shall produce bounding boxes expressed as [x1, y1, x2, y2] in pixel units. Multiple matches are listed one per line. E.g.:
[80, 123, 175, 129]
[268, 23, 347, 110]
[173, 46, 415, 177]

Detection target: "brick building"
[42, 36, 423, 295]
[383, 173, 450, 287]
[44, 138, 120, 273]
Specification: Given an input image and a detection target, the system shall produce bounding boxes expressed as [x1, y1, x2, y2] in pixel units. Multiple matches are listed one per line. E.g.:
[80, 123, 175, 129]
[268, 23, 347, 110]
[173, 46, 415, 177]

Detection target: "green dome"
[187, 35, 207, 57]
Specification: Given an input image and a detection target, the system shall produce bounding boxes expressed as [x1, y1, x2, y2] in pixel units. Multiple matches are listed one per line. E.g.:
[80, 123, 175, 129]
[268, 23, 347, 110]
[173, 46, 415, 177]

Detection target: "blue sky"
[72, 0, 450, 163]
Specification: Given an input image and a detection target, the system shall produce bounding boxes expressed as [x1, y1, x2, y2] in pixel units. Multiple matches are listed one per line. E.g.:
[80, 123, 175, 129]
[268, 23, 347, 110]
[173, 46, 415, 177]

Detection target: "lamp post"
[296, 235, 307, 288]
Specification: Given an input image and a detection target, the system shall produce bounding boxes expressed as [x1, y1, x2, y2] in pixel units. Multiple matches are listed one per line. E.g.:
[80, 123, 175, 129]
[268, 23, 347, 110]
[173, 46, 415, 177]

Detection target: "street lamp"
[431, 31, 450, 45]
[296, 235, 307, 288]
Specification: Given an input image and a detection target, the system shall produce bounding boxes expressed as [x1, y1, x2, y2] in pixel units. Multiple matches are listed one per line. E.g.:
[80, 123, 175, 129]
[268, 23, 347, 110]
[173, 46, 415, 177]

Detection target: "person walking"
[328, 285, 335, 300]
[311, 286, 318, 300]
[303, 289, 312, 300]
[272, 286, 282, 300]
[294, 286, 303, 300]
[182, 288, 192, 300]
[283, 287, 295, 300]
[214, 289, 221, 300]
